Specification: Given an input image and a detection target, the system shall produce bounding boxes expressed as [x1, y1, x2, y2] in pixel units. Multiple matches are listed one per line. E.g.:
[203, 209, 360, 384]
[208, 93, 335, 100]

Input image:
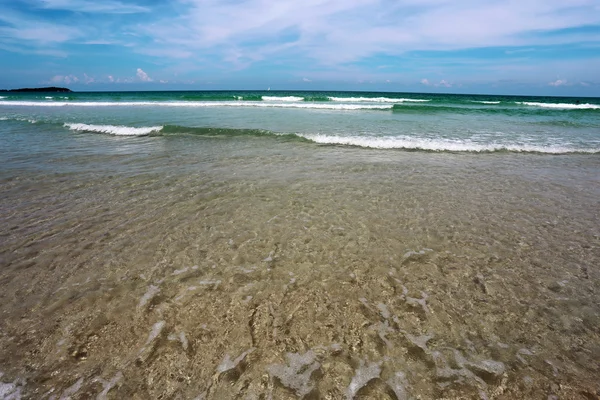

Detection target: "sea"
[0, 91, 599, 399]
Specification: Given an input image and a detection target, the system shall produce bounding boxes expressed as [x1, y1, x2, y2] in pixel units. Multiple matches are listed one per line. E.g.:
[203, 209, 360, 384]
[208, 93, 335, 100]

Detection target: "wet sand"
[1, 139, 599, 399]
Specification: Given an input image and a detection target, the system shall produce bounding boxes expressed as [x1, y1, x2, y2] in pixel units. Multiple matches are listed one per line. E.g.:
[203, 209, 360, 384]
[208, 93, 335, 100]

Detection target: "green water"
[0, 91, 599, 399]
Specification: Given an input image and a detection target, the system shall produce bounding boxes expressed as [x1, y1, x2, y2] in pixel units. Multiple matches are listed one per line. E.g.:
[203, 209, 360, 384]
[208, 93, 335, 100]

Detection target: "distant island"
[0, 87, 72, 93]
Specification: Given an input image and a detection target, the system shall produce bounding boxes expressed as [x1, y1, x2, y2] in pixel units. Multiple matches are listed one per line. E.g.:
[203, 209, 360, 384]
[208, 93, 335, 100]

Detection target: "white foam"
[217, 348, 255, 374]
[45, 96, 53, 99]
[387, 372, 409, 400]
[198, 279, 221, 285]
[172, 267, 190, 275]
[0, 377, 21, 400]
[267, 351, 320, 398]
[179, 331, 189, 351]
[0, 117, 7, 120]
[64, 123, 162, 136]
[329, 96, 429, 103]
[94, 372, 123, 400]
[347, 360, 382, 399]
[262, 96, 304, 102]
[298, 133, 599, 153]
[1, 100, 392, 110]
[471, 100, 500, 104]
[377, 303, 390, 319]
[404, 333, 434, 353]
[59, 377, 83, 400]
[517, 101, 600, 109]
[0, 96, 6, 99]
[144, 321, 165, 346]
[138, 285, 160, 309]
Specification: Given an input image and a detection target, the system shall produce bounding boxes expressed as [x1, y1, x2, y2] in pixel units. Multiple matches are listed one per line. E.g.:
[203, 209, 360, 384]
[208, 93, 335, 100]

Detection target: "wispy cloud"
[420, 78, 452, 87]
[132, 0, 600, 66]
[0, 10, 80, 44]
[548, 79, 567, 86]
[50, 74, 79, 84]
[136, 68, 152, 82]
[38, 0, 150, 14]
[1, 0, 600, 93]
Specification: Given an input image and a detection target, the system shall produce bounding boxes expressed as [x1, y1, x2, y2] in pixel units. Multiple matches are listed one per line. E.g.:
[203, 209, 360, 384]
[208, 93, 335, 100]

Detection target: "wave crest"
[328, 97, 429, 103]
[64, 123, 163, 136]
[2, 101, 392, 110]
[298, 134, 599, 154]
[517, 102, 600, 110]
[262, 96, 304, 102]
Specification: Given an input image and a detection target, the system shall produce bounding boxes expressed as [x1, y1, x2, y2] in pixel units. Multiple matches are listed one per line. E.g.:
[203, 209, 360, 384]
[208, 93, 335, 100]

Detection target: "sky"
[0, 0, 599, 95]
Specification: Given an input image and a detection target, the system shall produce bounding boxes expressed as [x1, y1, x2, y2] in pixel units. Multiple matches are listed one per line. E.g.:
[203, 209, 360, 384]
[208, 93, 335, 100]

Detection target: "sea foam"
[517, 102, 600, 109]
[262, 96, 304, 102]
[2, 101, 392, 110]
[329, 96, 429, 103]
[64, 123, 163, 136]
[298, 134, 599, 154]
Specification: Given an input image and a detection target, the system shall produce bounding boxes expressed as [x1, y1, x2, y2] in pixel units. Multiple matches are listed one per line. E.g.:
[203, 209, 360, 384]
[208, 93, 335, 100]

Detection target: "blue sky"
[1, 0, 599, 95]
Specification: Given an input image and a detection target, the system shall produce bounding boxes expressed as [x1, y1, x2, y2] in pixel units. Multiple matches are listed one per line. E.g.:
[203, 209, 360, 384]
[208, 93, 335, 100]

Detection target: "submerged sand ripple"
[0, 148, 598, 399]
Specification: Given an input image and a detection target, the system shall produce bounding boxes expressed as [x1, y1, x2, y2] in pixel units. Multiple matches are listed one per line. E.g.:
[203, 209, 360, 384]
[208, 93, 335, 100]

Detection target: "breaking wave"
[262, 96, 305, 102]
[64, 123, 163, 136]
[328, 97, 430, 103]
[298, 134, 600, 153]
[517, 102, 600, 110]
[56, 122, 599, 154]
[1, 101, 392, 110]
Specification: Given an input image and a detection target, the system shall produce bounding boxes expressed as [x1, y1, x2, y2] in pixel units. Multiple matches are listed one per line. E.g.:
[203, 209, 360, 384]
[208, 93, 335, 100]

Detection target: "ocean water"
[0, 91, 599, 399]
[1, 90, 599, 153]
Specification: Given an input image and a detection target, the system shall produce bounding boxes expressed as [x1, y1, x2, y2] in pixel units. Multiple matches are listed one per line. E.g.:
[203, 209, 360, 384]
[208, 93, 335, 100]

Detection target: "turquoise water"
[1, 90, 599, 155]
[0, 91, 599, 399]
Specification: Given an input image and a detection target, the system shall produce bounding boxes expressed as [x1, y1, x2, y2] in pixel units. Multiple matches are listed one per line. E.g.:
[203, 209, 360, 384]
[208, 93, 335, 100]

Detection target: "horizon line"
[2, 87, 599, 99]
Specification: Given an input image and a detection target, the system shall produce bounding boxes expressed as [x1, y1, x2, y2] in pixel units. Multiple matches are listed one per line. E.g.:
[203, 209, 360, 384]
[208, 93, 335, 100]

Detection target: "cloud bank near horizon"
[0, 0, 599, 94]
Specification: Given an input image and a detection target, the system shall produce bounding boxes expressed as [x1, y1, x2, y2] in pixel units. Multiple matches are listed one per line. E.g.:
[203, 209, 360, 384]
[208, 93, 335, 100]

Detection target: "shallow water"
[1, 91, 600, 399]
[1, 129, 599, 399]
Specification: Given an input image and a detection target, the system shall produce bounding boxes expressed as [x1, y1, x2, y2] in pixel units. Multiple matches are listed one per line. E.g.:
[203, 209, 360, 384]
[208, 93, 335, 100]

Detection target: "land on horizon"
[0, 87, 72, 93]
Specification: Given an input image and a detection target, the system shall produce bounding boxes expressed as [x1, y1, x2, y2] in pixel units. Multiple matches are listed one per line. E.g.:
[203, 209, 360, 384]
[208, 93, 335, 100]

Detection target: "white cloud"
[548, 79, 567, 86]
[136, 68, 152, 82]
[420, 78, 452, 87]
[50, 74, 79, 84]
[0, 10, 80, 44]
[2, 0, 600, 88]
[302, 77, 311, 82]
[131, 0, 600, 68]
[38, 0, 149, 14]
[108, 75, 114, 82]
[83, 73, 94, 84]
